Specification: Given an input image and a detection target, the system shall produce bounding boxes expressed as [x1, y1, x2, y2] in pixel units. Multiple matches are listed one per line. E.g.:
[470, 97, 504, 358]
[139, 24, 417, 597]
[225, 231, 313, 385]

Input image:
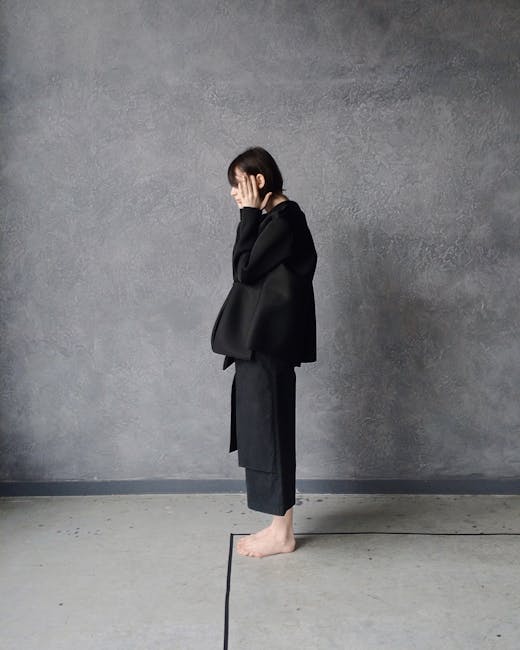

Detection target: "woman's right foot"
[236, 527, 296, 558]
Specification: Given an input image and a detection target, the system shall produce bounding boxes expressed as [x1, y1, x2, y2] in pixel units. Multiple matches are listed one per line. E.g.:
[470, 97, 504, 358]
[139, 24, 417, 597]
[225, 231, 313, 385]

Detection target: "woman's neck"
[264, 193, 289, 213]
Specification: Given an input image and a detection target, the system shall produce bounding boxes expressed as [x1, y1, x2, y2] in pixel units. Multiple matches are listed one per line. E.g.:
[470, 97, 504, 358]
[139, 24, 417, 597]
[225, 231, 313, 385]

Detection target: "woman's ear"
[256, 173, 266, 189]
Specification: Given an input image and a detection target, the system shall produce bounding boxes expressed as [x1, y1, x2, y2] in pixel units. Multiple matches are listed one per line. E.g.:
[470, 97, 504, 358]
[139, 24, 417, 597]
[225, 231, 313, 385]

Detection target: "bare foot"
[236, 527, 296, 558]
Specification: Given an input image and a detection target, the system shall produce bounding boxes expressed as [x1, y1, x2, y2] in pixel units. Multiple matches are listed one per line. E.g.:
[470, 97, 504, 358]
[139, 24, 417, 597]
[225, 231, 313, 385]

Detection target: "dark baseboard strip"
[1, 478, 520, 497]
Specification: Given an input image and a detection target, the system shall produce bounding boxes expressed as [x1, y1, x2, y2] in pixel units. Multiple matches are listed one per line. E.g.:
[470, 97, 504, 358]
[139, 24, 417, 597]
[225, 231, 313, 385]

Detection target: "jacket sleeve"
[232, 207, 293, 284]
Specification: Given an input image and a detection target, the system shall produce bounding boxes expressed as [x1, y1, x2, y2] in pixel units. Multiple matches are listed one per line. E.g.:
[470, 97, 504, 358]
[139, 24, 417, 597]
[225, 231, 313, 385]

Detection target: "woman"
[211, 146, 317, 558]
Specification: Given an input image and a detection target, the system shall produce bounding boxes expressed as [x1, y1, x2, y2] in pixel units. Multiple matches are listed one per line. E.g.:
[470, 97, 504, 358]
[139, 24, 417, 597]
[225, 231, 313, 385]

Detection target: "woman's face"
[230, 167, 264, 208]
[230, 167, 248, 208]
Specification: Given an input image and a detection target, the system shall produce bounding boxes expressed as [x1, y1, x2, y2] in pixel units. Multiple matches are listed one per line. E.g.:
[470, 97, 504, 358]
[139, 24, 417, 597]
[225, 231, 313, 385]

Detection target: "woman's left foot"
[237, 528, 296, 558]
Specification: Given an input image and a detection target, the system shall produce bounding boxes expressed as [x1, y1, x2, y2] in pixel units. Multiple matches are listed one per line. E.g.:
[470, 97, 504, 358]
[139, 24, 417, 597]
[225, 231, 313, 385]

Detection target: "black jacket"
[211, 199, 317, 370]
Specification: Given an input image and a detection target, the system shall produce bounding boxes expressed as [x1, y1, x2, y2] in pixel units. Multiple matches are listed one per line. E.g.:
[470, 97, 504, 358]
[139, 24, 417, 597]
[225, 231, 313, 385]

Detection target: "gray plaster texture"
[1, 494, 519, 649]
[1, 1, 519, 482]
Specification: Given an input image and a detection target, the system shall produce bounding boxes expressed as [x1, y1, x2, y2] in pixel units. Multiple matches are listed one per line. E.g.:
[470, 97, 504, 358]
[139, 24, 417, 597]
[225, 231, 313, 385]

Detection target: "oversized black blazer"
[211, 199, 317, 370]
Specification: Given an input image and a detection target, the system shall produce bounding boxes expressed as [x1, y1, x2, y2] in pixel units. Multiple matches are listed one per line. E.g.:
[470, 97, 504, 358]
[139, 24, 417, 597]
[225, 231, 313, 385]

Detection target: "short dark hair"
[227, 146, 285, 199]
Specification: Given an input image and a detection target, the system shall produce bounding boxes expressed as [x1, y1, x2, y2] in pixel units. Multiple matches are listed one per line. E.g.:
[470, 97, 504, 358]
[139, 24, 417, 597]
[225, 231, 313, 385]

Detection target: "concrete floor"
[1, 493, 519, 649]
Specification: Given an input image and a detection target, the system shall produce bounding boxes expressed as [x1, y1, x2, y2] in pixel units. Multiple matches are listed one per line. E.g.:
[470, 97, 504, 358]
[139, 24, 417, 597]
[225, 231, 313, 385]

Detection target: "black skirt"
[230, 350, 297, 516]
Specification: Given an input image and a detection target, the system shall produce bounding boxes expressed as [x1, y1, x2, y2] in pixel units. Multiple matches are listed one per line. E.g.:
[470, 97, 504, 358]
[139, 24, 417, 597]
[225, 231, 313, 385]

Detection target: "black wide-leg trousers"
[230, 350, 297, 516]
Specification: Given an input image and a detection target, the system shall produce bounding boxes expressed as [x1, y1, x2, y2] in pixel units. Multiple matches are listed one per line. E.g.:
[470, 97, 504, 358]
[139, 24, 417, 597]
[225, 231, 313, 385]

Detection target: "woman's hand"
[237, 174, 273, 211]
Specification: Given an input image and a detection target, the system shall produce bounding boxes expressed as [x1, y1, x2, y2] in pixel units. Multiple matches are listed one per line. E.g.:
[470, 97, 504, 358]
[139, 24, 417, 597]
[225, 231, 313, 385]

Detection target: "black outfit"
[211, 199, 317, 515]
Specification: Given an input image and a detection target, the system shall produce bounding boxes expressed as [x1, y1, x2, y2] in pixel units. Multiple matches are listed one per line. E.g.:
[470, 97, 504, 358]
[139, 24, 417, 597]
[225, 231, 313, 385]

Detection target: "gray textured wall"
[1, 1, 519, 483]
